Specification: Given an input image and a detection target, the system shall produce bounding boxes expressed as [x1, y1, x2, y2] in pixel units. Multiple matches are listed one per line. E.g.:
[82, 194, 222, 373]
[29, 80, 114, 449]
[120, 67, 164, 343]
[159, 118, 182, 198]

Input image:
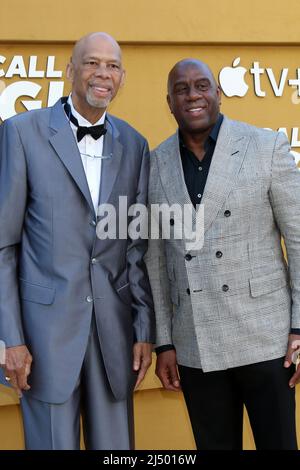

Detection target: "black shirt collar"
[210, 113, 224, 143]
[179, 113, 224, 149]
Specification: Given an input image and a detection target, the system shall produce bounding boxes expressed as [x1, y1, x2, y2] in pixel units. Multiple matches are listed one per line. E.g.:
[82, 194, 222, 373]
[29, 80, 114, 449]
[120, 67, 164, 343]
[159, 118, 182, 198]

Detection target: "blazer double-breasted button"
[86, 295, 93, 302]
[91, 258, 98, 264]
[185, 254, 192, 261]
[170, 218, 175, 226]
[222, 284, 229, 292]
[216, 251, 223, 258]
[224, 210, 231, 217]
[186, 288, 190, 295]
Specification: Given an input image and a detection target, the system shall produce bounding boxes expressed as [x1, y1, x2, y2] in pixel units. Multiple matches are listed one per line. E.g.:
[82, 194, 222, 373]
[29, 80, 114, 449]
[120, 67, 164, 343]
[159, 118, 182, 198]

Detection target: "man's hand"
[155, 349, 181, 392]
[284, 334, 300, 388]
[3, 345, 32, 398]
[133, 342, 152, 390]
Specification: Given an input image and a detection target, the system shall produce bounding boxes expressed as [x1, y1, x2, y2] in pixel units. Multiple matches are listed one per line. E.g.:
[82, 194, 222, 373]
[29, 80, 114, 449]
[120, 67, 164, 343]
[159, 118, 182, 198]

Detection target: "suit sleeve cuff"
[290, 328, 300, 335]
[155, 344, 175, 355]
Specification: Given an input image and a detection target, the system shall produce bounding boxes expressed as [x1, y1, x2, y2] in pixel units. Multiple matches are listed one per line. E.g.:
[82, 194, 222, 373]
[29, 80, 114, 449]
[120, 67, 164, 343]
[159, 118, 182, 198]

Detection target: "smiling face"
[67, 32, 125, 122]
[167, 60, 221, 135]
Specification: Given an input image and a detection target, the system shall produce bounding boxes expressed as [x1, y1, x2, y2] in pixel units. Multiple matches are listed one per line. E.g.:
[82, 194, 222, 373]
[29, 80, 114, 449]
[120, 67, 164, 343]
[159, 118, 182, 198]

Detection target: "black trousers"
[178, 357, 298, 450]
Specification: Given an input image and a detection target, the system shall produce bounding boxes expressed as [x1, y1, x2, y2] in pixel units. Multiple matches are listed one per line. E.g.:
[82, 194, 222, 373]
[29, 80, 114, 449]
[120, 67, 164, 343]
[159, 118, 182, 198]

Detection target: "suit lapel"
[157, 117, 250, 235]
[99, 116, 123, 205]
[49, 99, 95, 215]
[157, 132, 192, 210]
[200, 117, 250, 233]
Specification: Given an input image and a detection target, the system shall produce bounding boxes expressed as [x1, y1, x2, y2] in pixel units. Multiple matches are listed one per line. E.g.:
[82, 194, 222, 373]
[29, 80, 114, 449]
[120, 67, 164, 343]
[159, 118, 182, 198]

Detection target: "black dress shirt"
[180, 113, 223, 208]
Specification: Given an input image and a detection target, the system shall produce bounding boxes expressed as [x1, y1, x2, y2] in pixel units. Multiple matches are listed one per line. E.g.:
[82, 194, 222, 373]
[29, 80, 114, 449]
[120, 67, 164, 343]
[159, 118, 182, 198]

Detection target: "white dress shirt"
[67, 95, 106, 214]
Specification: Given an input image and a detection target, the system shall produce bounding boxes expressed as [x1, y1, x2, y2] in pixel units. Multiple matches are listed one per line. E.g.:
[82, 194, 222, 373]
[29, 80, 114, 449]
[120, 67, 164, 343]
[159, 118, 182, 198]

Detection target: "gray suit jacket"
[146, 116, 300, 371]
[0, 98, 154, 403]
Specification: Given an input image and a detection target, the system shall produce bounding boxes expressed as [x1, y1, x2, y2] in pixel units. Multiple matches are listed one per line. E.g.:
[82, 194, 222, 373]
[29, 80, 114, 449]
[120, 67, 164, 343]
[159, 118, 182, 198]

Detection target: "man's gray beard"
[86, 90, 111, 109]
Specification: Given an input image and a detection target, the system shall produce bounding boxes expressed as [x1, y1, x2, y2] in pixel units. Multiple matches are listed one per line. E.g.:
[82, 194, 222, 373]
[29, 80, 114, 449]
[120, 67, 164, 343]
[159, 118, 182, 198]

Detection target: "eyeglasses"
[80, 152, 112, 160]
[79, 116, 114, 160]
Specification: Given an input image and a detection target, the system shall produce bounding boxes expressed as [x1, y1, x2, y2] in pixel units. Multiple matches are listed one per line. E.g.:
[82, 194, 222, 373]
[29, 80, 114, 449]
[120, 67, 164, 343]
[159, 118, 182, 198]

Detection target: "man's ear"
[167, 94, 173, 114]
[217, 85, 222, 106]
[66, 61, 74, 83]
[120, 69, 126, 88]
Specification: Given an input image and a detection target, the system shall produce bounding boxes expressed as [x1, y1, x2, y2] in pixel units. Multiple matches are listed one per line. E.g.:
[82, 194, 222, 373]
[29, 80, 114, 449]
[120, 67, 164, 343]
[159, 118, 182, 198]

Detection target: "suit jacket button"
[185, 254, 192, 261]
[91, 258, 97, 264]
[222, 285, 229, 292]
[90, 220, 97, 226]
[186, 288, 190, 295]
[86, 296, 93, 302]
[216, 251, 223, 258]
[224, 210, 231, 217]
[170, 218, 175, 226]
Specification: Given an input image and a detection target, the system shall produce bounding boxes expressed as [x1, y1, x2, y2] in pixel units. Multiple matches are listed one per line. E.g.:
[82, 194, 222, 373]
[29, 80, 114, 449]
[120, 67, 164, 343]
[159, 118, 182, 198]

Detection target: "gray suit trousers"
[20, 315, 134, 450]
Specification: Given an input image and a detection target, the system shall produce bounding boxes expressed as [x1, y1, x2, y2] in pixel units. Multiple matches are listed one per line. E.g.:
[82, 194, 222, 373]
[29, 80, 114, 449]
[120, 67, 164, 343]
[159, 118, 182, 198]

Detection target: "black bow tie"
[64, 102, 107, 143]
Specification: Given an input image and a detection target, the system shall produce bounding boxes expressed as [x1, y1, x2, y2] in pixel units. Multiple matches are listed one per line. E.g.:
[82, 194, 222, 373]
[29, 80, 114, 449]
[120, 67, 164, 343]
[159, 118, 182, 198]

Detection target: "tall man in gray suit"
[0, 32, 154, 450]
[146, 59, 300, 449]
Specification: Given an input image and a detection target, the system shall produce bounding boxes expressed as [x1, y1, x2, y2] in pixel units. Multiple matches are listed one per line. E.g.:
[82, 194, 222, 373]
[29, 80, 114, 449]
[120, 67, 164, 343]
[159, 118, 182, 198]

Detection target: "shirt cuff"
[290, 328, 300, 335]
[155, 344, 175, 355]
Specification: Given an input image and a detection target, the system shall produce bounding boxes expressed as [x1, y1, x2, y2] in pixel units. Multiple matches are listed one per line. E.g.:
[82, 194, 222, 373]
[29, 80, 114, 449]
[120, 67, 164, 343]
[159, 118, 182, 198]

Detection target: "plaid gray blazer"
[146, 116, 300, 371]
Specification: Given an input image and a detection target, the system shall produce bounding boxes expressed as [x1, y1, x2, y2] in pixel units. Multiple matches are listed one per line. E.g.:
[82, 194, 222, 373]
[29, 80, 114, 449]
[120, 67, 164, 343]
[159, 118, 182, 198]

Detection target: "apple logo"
[219, 57, 249, 97]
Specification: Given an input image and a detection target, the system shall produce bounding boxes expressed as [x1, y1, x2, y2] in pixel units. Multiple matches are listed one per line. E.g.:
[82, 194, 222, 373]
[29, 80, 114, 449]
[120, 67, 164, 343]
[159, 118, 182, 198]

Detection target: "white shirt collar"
[68, 94, 106, 127]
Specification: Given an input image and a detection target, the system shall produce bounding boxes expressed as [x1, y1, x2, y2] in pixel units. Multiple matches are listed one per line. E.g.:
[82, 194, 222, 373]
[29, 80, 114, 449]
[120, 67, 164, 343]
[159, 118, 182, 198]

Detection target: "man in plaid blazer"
[146, 58, 300, 450]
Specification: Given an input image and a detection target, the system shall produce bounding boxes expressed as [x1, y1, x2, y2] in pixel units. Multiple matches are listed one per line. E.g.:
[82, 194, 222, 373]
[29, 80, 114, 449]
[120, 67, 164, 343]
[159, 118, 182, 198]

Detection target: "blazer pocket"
[249, 270, 288, 298]
[19, 278, 55, 305]
[116, 282, 132, 305]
